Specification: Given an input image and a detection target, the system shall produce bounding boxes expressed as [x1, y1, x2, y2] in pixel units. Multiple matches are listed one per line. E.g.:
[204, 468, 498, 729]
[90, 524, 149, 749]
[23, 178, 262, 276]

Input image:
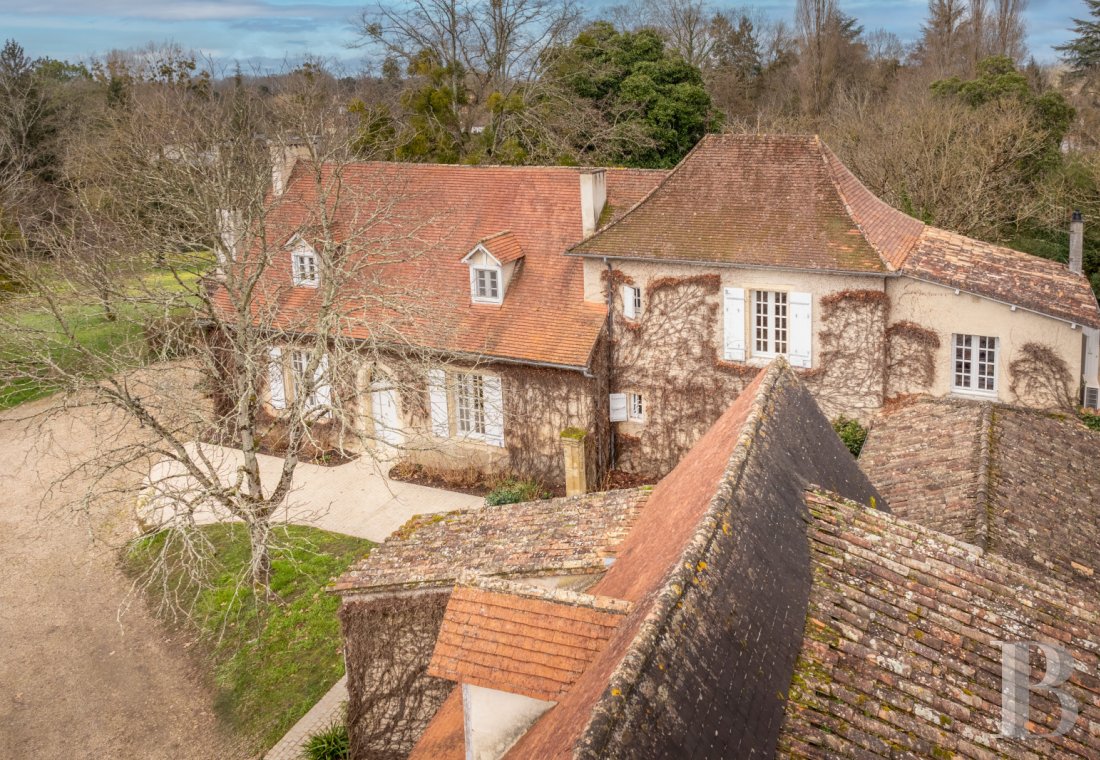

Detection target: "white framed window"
[472, 267, 501, 302]
[291, 350, 320, 407]
[450, 371, 505, 446]
[952, 334, 998, 395]
[628, 392, 644, 422]
[622, 285, 642, 320]
[457, 373, 487, 436]
[292, 246, 318, 287]
[753, 290, 788, 357]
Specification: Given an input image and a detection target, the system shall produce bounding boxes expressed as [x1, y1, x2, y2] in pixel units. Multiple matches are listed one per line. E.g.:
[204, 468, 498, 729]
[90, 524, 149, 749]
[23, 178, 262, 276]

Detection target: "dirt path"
[0, 390, 246, 759]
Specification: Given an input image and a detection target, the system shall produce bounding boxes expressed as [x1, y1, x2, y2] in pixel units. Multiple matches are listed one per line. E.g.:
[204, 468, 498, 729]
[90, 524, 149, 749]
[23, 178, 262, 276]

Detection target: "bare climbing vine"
[1009, 342, 1075, 411]
[884, 320, 940, 400]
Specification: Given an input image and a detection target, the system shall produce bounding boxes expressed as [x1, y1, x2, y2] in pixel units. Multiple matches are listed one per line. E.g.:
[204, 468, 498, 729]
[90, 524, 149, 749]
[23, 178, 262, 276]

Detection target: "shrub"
[303, 720, 350, 760]
[485, 477, 547, 506]
[833, 416, 868, 457]
[1081, 410, 1100, 432]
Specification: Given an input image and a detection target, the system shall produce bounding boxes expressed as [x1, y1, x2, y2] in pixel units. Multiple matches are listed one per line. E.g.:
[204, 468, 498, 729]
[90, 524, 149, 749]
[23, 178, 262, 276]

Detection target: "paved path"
[142, 442, 481, 542]
[264, 676, 348, 760]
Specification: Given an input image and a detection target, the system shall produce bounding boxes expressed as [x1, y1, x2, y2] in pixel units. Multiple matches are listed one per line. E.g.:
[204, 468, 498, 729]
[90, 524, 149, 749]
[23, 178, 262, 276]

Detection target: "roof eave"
[564, 251, 891, 278]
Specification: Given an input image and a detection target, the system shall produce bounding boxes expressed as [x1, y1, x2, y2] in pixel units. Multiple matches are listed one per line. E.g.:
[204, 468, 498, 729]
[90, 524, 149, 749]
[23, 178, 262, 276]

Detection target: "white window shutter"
[789, 291, 813, 368]
[313, 354, 332, 410]
[428, 369, 449, 437]
[268, 347, 286, 410]
[723, 287, 745, 361]
[622, 284, 636, 320]
[483, 375, 505, 447]
[609, 393, 628, 422]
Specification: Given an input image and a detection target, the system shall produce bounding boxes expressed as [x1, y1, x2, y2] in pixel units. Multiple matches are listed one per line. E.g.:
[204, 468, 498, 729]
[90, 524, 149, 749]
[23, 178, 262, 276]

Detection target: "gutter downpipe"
[604, 257, 615, 469]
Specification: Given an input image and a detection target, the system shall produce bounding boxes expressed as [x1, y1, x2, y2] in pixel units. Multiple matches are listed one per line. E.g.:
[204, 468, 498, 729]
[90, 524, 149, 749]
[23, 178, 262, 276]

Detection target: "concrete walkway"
[264, 676, 348, 760]
[141, 442, 481, 542]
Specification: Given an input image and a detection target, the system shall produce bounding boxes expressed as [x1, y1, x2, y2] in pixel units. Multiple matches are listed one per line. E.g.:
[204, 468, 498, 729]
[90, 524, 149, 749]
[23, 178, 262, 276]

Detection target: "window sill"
[292, 281, 319, 288]
[949, 388, 997, 401]
[470, 297, 503, 307]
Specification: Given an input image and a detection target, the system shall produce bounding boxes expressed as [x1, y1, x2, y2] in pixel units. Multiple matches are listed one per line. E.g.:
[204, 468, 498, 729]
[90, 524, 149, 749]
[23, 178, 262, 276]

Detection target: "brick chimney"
[579, 169, 607, 237]
[1070, 210, 1084, 275]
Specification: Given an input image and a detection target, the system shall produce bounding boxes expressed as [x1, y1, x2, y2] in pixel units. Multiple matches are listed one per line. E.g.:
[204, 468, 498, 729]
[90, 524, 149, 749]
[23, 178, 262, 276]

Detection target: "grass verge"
[124, 523, 373, 753]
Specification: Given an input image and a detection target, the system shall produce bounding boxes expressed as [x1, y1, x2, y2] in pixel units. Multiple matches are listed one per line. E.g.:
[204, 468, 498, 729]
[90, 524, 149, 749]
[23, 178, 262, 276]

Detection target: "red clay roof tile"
[220, 163, 664, 368]
[427, 579, 629, 701]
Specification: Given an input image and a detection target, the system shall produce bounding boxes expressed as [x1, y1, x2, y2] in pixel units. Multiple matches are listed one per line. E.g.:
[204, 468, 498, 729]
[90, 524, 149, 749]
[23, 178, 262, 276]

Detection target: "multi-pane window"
[628, 392, 644, 422]
[290, 350, 318, 406]
[456, 374, 487, 436]
[753, 290, 788, 356]
[953, 334, 998, 394]
[292, 249, 318, 286]
[474, 268, 500, 301]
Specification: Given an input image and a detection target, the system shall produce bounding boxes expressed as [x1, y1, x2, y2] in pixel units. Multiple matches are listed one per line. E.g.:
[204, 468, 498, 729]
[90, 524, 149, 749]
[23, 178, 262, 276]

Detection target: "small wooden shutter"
[1086, 386, 1099, 409]
[313, 354, 332, 411]
[428, 369, 449, 437]
[723, 287, 745, 361]
[622, 284, 636, 320]
[483, 375, 505, 447]
[609, 393, 628, 422]
[789, 292, 812, 368]
[268, 347, 286, 410]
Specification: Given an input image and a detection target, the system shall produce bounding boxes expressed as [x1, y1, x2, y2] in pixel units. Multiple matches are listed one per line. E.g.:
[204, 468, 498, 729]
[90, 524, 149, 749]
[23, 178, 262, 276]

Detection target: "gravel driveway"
[0, 394, 245, 760]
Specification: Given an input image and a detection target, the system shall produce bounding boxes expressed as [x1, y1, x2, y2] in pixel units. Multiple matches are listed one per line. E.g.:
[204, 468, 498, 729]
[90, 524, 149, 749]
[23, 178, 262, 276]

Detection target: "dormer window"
[289, 236, 319, 287]
[474, 267, 500, 301]
[462, 232, 524, 306]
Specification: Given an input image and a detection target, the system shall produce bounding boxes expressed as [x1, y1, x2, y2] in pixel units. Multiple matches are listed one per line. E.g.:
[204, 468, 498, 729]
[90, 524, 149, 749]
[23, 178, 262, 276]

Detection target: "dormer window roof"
[461, 231, 524, 305]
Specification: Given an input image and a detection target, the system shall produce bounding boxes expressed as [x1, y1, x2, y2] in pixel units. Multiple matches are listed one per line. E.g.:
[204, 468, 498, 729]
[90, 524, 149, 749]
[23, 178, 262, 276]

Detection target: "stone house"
[233, 133, 1099, 487]
[217, 153, 665, 485]
[335, 360, 1100, 759]
[571, 134, 1100, 476]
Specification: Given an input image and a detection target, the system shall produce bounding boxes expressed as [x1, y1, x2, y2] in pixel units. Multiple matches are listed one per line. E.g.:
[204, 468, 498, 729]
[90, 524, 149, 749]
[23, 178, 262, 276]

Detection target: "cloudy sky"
[0, 0, 1086, 73]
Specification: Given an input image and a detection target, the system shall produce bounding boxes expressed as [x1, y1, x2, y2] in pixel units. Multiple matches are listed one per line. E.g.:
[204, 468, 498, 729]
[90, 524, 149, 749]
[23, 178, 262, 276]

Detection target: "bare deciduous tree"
[0, 54, 459, 615]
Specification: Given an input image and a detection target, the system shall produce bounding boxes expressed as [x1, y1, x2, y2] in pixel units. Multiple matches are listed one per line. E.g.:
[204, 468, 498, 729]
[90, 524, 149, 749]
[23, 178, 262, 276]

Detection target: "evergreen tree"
[1057, 0, 1100, 76]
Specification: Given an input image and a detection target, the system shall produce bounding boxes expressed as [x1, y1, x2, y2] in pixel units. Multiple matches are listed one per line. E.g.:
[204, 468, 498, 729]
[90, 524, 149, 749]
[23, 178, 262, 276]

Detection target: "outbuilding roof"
[859, 395, 1100, 593]
[407, 362, 1100, 758]
[332, 486, 650, 596]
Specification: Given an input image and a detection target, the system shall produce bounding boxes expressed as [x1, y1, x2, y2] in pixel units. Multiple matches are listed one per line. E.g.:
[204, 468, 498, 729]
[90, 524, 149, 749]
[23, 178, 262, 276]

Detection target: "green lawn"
[125, 523, 374, 753]
[0, 266, 203, 409]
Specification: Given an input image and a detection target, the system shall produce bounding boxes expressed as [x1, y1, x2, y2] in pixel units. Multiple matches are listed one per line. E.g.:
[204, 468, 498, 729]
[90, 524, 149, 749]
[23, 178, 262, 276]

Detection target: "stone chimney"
[216, 209, 242, 265]
[579, 169, 607, 237]
[269, 139, 313, 196]
[1070, 210, 1084, 275]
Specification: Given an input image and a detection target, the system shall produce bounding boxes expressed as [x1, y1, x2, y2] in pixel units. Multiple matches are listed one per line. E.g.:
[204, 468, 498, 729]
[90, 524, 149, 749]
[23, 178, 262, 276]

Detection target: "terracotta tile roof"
[901, 226, 1100, 327]
[332, 487, 650, 595]
[504, 360, 885, 759]
[819, 142, 925, 269]
[571, 133, 1100, 328]
[471, 230, 524, 264]
[407, 687, 464, 760]
[860, 395, 1100, 593]
[858, 396, 988, 544]
[779, 489, 1100, 758]
[218, 163, 665, 368]
[569, 134, 891, 273]
[427, 577, 629, 701]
